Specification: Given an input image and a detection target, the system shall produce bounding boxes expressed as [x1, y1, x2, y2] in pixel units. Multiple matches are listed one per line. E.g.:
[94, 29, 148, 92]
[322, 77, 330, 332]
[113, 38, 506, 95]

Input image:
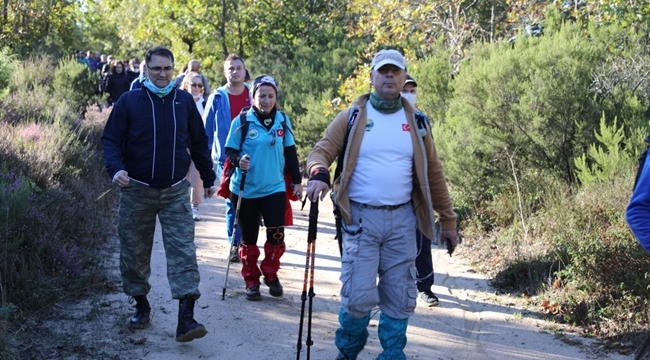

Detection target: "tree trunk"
[220, 0, 228, 58]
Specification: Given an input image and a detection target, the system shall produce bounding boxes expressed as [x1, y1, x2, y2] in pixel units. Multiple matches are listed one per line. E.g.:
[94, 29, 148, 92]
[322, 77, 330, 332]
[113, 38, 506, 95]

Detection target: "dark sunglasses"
[190, 83, 204, 88]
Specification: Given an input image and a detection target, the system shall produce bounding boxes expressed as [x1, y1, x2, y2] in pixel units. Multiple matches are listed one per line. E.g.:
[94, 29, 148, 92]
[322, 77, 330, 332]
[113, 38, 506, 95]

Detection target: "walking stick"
[296, 198, 318, 360]
[221, 171, 246, 300]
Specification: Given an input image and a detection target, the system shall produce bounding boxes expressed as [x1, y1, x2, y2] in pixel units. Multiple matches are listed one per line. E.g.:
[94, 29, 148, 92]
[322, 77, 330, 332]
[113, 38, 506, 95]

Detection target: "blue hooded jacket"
[626, 156, 650, 253]
[203, 84, 251, 165]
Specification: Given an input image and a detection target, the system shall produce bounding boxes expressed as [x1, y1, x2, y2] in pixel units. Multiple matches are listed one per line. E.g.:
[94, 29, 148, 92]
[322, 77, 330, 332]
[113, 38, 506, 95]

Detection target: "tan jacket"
[306, 94, 457, 240]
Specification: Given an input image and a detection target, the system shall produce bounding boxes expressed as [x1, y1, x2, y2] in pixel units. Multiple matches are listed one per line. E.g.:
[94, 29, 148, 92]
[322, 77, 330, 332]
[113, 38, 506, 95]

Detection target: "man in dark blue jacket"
[102, 46, 216, 343]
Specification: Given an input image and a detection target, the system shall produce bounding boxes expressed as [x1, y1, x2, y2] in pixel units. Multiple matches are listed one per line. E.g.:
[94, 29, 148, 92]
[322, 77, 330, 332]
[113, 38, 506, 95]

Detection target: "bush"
[437, 21, 607, 219]
[0, 83, 115, 330]
[52, 57, 100, 112]
[0, 50, 13, 99]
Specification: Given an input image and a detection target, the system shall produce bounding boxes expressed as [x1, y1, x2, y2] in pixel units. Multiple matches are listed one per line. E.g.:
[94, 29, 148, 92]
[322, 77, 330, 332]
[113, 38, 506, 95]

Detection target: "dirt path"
[37, 196, 628, 359]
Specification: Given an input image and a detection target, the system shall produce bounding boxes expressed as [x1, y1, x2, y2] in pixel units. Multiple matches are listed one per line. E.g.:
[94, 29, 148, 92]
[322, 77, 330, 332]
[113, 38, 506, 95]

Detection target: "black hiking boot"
[175, 298, 207, 342]
[418, 289, 439, 307]
[128, 295, 151, 329]
[245, 285, 262, 301]
[264, 278, 283, 297]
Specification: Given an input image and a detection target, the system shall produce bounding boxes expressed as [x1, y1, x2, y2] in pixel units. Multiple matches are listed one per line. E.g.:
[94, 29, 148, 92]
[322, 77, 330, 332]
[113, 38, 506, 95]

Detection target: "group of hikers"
[101, 45, 459, 359]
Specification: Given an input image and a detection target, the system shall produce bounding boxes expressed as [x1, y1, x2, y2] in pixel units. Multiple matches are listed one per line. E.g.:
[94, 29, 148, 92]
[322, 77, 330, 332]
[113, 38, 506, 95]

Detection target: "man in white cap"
[306, 49, 458, 359]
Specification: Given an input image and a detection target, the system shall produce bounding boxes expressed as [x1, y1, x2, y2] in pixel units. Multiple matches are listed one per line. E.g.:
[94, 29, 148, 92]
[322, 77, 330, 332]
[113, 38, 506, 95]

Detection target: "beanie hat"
[250, 75, 278, 98]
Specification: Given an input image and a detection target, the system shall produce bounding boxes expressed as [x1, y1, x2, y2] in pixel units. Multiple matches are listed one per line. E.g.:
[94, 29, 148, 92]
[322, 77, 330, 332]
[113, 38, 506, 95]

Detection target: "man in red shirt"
[204, 54, 251, 262]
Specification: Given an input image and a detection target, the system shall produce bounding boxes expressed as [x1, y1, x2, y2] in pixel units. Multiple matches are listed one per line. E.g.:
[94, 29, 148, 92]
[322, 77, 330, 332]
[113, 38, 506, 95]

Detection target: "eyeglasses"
[190, 83, 203, 88]
[148, 66, 174, 73]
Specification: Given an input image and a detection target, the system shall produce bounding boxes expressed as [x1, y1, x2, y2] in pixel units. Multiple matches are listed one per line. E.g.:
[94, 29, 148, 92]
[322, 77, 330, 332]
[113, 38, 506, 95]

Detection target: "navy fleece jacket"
[102, 87, 216, 189]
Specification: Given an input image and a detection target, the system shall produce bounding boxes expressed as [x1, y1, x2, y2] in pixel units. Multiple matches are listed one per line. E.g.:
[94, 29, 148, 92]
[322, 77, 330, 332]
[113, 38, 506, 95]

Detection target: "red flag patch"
[402, 124, 410, 131]
[277, 129, 285, 137]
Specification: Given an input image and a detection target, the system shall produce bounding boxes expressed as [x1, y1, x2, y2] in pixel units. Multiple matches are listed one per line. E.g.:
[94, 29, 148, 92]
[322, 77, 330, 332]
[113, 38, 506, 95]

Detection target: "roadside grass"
[459, 169, 650, 355]
[0, 57, 116, 358]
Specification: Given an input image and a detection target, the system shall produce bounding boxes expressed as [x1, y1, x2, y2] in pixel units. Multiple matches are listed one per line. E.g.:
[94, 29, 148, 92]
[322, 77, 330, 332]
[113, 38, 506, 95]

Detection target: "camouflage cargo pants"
[118, 179, 201, 300]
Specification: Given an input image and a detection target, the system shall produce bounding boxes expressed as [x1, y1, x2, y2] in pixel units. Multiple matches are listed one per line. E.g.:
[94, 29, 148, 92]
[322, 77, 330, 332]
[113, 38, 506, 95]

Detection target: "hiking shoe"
[418, 290, 439, 307]
[229, 246, 240, 263]
[128, 295, 151, 329]
[264, 278, 283, 297]
[192, 206, 201, 221]
[246, 285, 261, 301]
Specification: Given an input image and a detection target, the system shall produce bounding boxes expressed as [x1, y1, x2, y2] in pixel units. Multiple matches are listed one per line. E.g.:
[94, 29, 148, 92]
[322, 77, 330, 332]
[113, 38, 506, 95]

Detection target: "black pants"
[415, 229, 434, 292]
[231, 191, 285, 245]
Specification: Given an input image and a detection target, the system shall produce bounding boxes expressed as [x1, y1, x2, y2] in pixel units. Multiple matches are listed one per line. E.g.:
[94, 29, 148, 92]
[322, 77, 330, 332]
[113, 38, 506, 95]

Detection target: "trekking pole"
[296, 199, 318, 360]
[221, 170, 247, 300]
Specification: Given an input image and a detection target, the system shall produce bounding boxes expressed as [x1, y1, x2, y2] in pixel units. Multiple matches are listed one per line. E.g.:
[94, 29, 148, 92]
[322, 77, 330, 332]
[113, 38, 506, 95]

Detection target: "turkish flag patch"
[402, 124, 410, 131]
[277, 129, 285, 137]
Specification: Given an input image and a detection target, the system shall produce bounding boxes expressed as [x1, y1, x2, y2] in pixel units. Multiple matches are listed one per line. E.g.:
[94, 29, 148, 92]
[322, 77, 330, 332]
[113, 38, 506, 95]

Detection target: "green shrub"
[437, 21, 607, 218]
[0, 101, 115, 321]
[0, 50, 13, 99]
[52, 57, 100, 112]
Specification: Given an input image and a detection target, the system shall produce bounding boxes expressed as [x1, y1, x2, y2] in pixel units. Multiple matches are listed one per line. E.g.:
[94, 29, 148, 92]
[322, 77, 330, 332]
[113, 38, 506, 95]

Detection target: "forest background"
[1, 0, 650, 358]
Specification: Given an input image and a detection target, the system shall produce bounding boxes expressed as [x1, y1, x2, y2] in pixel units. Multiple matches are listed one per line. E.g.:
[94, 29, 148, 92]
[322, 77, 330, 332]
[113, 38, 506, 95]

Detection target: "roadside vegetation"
[1, 0, 650, 357]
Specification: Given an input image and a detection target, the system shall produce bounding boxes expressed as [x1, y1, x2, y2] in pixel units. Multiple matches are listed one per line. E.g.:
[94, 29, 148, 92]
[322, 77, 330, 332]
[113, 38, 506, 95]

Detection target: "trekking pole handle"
[307, 200, 318, 242]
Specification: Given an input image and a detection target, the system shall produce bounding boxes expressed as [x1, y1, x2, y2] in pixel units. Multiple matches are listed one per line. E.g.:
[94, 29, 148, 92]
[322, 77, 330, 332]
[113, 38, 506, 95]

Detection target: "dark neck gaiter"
[369, 92, 403, 114]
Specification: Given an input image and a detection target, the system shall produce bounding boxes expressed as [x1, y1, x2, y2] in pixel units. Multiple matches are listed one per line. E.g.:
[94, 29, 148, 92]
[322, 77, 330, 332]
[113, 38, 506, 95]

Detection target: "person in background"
[224, 75, 302, 301]
[626, 157, 650, 253]
[98, 54, 108, 73]
[126, 58, 140, 84]
[306, 49, 458, 360]
[130, 60, 147, 91]
[401, 74, 442, 307]
[203, 54, 251, 263]
[175, 59, 211, 95]
[181, 71, 208, 220]
[101, 45, 216, 343]
[105, 60, 130, 106]
[86, 51, 99, 72]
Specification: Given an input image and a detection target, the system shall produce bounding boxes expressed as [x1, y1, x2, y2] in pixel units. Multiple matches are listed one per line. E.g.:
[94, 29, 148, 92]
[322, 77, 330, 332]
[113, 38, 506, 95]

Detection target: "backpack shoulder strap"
[333, 106, 360, 180]
[277, 110, 292, 135]
[414, 111, 432, 139]
[238, 112, 250, 147]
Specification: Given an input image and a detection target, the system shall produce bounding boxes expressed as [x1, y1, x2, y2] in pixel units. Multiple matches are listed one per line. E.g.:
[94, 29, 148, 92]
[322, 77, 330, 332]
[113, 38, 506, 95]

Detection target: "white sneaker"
[192, 206, 200, 221]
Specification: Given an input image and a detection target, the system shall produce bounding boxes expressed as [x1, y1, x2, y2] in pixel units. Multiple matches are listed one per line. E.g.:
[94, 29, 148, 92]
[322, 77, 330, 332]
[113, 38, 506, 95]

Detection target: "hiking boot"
[418, 289, 439, 307]
[246, 285, 261, 301]
[192, 205, 201, 221]
[128, 295, 151, 329]
[175, 298, 207, 342]
[229, 246, 240, 263]
[264, 278, 283, 297]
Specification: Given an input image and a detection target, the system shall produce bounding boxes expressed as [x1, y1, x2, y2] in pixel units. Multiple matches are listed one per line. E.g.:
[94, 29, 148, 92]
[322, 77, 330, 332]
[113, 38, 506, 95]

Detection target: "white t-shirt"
[347, 102, 414, 205]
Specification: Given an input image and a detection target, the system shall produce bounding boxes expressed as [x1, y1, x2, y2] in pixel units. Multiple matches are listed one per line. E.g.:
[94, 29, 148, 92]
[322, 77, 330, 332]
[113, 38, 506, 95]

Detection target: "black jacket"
[106, 73, 130, 103]
[101, 87, 216, 189]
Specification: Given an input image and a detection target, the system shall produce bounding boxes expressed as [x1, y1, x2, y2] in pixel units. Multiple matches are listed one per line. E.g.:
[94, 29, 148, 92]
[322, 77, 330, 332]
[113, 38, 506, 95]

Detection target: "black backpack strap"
[238, 112, 250, 147]
[332, 106, 359, 254]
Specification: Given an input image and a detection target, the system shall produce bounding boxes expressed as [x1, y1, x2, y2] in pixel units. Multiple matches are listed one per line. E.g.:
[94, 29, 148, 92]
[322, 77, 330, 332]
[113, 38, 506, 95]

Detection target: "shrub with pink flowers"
[0, 57, 116, 320]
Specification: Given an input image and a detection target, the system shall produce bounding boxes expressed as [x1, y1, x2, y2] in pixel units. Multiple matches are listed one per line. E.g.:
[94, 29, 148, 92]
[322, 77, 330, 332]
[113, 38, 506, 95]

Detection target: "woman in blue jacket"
[225, 75, 303, 301]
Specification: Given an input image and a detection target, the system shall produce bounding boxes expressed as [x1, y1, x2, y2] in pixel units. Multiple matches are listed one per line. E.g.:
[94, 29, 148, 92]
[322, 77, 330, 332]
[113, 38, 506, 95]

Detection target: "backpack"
[331, 107, 431, 255]
[633, 135, 650, 191]
[217, 109, 292, 199]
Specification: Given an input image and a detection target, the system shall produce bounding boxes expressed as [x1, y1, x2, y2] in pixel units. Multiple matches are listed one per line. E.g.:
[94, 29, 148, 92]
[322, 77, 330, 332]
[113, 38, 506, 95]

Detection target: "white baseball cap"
[371, 49, 407, 70]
